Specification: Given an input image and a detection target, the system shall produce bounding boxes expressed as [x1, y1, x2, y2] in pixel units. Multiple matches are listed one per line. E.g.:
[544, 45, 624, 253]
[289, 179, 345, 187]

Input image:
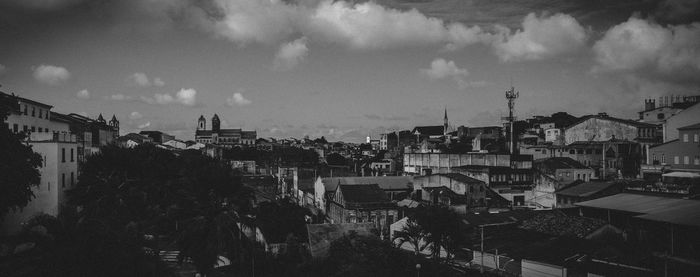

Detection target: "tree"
[254, 199, 312, 243]
[0, 92, 42, 219]
[392, 218, 428, 256]
[325, 153, 347, 166]
[409, 206, 467, 262]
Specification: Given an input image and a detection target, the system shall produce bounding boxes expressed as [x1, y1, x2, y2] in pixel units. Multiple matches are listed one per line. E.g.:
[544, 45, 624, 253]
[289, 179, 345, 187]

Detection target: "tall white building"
[2, 92, 78, 235]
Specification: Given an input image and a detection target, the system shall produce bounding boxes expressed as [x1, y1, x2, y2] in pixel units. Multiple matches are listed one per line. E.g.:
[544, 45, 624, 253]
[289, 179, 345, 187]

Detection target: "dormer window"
[657, 113, 665, 120]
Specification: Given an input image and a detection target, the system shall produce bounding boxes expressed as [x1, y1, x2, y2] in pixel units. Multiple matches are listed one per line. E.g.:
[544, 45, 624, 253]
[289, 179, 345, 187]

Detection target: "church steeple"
[211, 114, 220, 132]
[109, 115, 119, 129]
[197, 115, 206, 131]
[97, 113, 106, 124]
[443, 107, 448, 136]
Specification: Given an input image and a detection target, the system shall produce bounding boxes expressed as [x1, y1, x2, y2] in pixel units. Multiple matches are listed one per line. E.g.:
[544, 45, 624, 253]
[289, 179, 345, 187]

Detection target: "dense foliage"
[0, 93, 42, 219]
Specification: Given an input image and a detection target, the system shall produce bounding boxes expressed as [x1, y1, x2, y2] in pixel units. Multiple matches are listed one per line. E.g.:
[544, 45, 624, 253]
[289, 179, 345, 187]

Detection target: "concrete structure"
[413, 173, 487, 208]
[326, 184, 398, 231]
[532, 157, 593, 208]
[564, 114, 659, 145]
[313, 176, 413, 215]
[645, 123, 700, 183]
[195, 114, 256, 147]
[663, 102, 700, 142]
[544, 128, 561, 143]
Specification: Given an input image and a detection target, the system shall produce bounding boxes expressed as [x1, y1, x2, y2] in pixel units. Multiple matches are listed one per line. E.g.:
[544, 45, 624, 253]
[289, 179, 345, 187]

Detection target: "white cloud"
[142, 88, 197, 106]
[592, 17, 700, 80]
[201, 0, 490, 50]
[108, 94, 133, 101]
[126, 72, 165, 87]
[420, 58, 482, 89]
[227, 92, 252, 106]
[273, 37, 308, 71]
[129, 111, 143, 119]
[32, 64, 71, 85]
[138, 121, 151, 129]
[153, 77, 165, 87]
[492, 13, 587, 62]
[76, 89, 90, 99]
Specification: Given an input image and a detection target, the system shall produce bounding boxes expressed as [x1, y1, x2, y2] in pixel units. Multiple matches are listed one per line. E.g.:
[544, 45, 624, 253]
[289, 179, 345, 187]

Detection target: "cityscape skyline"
[1, 0, 699, 142]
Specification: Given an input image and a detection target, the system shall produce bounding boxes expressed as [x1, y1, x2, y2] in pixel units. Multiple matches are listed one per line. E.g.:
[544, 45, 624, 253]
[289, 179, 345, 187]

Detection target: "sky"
[0, 0, 699, 142]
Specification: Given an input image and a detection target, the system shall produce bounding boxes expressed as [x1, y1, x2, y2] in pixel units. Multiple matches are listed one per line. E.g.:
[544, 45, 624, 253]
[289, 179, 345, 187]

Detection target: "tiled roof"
[412, 126, 444, 136]
[339, 184, 389, 203]
[556, 181, 618, 197]
[577, 193, 700, 227]
[415, 173, 484, 184]
[567, 115, 658, 130]
[321, 176, 413, 192]
[535, 157, 589, 170]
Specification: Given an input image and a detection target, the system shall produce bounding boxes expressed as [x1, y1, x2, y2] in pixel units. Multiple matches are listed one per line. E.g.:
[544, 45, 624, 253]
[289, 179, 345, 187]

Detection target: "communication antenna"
[503, 85, 519, 154]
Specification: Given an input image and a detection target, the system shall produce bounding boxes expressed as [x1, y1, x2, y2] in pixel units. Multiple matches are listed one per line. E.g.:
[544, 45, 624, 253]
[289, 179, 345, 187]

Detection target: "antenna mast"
[504, 86, 519, 154]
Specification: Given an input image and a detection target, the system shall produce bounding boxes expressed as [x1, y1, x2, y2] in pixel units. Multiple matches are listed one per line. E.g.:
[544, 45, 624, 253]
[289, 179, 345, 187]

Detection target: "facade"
[116, 133, 153, 148]
[369, 159, 395, 175]
[532, 157, 594, 208]
[413, 173, 487, 208]
[645, 123, 700, 182]
[162, 139, 187, 149]
[195, 114, 256, 147]
[1, 93, 79, 234]
[555, 181, 623, 208]
[663, 102, 700, 142]
[327, 184, 399, 231]
[544, 128, 561, 143]
[313, 176, 413, 214]
[564, 114, 659, 145]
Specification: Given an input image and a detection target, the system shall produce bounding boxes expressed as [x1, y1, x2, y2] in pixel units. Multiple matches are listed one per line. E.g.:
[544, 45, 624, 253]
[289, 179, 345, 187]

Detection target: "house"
[116, 133, 153, 148]
[139, 130, 174, 144]
[555, 181, 623, 208]
[327, 184, 399, 233]
[532, 157, 594, 208]
[658, 99, 700, 142]
[162, 139, 187, 149]
[413, 173, 487, 209]
[564, 113, 659, 145]
[313, 176, 413, 214]
[544, 128, 561, 143]
[369, 159, 395, 175]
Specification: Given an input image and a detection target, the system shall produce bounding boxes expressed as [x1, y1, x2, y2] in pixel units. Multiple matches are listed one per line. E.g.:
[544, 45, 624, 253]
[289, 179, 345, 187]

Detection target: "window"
[684, 134, 689, 142]
[31, 126, 35, 132]
[71, 172, 74, 186]
[62, 173, 65, 188]
[657, 113, 665, 120]
[31, 107, 35, 117]
[569, 149, 575, 154]
[674, 156, 679, 164]
[39, 109, 42, 118]
[662, 154, 666, 164]
[695, 156, 700, 165]
[62, 148, 66, 162]
[12, 124, 18, 133]
[577, 149, 584, 154]
[684, 156, 690, 165]
[586, 149, 593, 154]
[23, 105, 27, 115]
[596, 149, 603, 154]
[695, 134, 699, 143]
[70, 148, 74, 162]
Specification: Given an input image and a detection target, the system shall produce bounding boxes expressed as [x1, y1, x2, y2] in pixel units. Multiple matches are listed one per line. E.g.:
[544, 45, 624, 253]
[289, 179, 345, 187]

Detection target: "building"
[116, 133, 153, 148]
[194, 114, 256, 147]
[564, 113, 659, 146]
[639, 95, 700, 125]
[326, 184, 399, 231]
[413, 173, 487, 208]
[162, 139, 187, 150]
[1, 92, 78, 235]
[139, 130, 174, 144]
[532, 157, 594, 208]
[555, 181, 623, 208]
[645, 123, 700, 183]
[663, 102, 700, 142]
[313, 176, 413, 215]
[59, 113, 119, 163]
[369, 159, 395, 175]
[544, 128, 561, 143]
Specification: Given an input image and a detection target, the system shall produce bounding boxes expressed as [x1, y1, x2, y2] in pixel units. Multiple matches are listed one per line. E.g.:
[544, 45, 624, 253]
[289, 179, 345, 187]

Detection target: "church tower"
[212, 114, 220, 132]
[97, 113, 106, 124]
[109, 115, 119, 136]
[443, 107, 449, 136]
[197, 115, 206, 131]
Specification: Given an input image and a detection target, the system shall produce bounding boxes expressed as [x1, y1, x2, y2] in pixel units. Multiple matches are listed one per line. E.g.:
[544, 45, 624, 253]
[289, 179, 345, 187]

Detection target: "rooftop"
[339, 184, 390, 203]
[535, 157, 590, 170]
[412, 125, 444, 136]
[556, 181, 620, 197]
[415, 173, 484, 184]
[678, 123, 700, 130]
[576, 193, 700, 227]
[321, 176, 413, 192]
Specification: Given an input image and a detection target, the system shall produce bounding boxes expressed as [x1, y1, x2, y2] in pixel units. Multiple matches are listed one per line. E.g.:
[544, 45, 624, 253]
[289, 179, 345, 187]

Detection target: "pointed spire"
[111, 114, 117, 121]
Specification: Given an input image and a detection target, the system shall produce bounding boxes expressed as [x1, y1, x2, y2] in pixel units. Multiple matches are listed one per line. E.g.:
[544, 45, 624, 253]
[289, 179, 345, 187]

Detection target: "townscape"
[2, 1, 700, 277]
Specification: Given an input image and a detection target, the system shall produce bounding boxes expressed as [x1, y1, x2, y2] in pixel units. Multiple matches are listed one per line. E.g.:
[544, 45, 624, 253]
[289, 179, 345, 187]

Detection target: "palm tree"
[392, 218, 428, 256]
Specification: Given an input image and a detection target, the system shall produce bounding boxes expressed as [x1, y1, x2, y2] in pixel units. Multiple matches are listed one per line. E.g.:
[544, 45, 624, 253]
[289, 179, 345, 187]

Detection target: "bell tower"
[212, 114, 220, 132]
[197, 115, 206, 131]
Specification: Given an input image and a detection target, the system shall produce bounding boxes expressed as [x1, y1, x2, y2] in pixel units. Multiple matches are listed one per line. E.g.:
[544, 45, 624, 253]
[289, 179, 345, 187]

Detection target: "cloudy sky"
[0, 0, 699, 142]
